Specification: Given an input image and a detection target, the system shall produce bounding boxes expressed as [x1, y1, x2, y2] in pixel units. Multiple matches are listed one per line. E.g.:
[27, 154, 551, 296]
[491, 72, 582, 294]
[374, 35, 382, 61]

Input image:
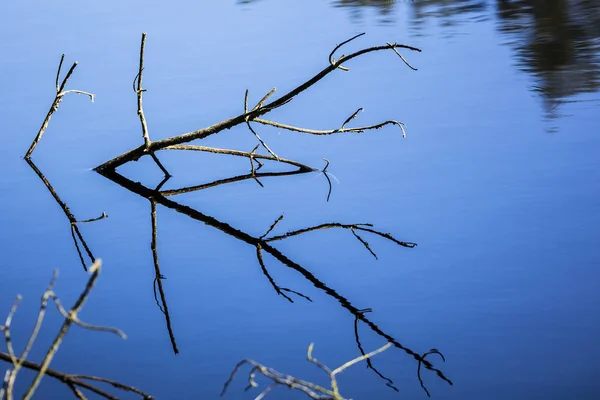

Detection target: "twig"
[163, 144, 315, 172]
[353, 309, 399, 392]
[254, 117, 407, 136]
[329, 32, 366, 72]
[134, 33, 170, 177]
[24, 261, 105, 398]
[265, 222, 417, 250]
[1, 261, 152, 399]
[25, 54, 94, 158]
[150, 200, 179, 354]
[222, 342, 391, 399]
[0, 352, 151, 400]
[321, 159, 333, 202]
[256, 244, 311, 303]
[417, 349, 446, 397]
[261, 215, 285, 239]
[159, 169, 307, 197]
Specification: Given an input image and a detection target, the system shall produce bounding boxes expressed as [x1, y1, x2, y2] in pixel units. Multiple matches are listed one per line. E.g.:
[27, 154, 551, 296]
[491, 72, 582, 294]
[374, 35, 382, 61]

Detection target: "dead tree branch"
[163, 144, 315, 172]
[0, 260, 152, 399]
[134, 32, 170, 177]
[95, 33, 420, 173]
[25, 54, 94, 159]
[221, 342, 392, 399]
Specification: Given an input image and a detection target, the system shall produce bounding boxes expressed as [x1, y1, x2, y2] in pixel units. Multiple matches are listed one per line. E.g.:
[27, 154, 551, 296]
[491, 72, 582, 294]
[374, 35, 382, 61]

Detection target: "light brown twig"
[25, 54, 94, 158]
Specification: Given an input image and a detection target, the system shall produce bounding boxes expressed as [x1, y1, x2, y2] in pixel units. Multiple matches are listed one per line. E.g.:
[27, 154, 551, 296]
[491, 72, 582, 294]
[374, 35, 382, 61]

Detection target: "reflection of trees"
[98, 168, 452, 395]
[409, 0, 489, 34]
[332, 1, 396, 23]
[496, 0, 600, 118]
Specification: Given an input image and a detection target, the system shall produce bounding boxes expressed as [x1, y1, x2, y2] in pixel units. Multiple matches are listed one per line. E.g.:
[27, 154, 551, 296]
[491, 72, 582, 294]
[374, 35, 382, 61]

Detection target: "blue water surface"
[0, 1, 599, 399]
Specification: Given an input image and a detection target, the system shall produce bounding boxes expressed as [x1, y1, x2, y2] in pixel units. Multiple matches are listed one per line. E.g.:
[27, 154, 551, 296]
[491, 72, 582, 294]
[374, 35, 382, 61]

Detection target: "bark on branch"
[94, 33, 420, 173]
[0, 260, 152, 399]
[25, 54, 94, 159]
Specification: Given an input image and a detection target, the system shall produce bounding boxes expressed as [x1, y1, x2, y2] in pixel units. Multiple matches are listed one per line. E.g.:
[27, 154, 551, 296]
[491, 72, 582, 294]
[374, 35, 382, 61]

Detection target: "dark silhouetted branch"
[25, 159, 107, 271]
[97, 170, 451, 394]
[150, 199, 179, 354]
[353, 309, 399, 392]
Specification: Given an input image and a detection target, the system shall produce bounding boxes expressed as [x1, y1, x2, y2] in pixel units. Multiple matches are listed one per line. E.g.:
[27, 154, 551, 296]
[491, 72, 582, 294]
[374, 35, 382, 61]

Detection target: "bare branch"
[329, 32, 366, 72]
[24, 260, 104, 399]
[25, 55, 94, 159]
[223, 342, 391, 400]
[95, 37, 420, 172]
[387, 42, 418, 71]
[78, 212, 108, 224]
[136, 33, 151, 148]
[252, 87, 277, 111]
[1, 261, 152, 399]
[163, 144, 315, 172]
[261, 215, 285, 239]
[254, 117, 407, 136]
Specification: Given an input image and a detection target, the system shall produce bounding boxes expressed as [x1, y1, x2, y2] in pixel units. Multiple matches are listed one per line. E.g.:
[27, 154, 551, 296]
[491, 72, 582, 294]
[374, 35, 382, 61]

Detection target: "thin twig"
[150, 200, 179, 354]
[134, 33, 171, 177]
[353, 309, 399, 392]
[164, 144, 315, 172]
[329, 32, 366, 72]
[24, 261, 104, 399]
[254, 117, 406, 136]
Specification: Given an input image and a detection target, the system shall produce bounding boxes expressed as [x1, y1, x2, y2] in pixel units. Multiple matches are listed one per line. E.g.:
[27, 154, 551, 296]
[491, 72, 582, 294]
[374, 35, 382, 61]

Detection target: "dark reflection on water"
[95, 167, 453, 396]
[496, 0, 600, 119]
[239, 0, 600, 123]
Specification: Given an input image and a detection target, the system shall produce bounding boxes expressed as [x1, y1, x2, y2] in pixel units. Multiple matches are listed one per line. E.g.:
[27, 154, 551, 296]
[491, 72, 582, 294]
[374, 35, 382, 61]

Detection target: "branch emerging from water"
[25, 54, 94, 159]
[221, 342, 391, 400]
[0, 260, 152, 400]
[95, 33, 420, 173]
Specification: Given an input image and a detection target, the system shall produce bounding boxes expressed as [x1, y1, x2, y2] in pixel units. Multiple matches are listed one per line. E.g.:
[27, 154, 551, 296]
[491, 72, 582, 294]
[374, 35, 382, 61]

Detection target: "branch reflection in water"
[25, 159, 107, 271]
[98, 167, 451, 395]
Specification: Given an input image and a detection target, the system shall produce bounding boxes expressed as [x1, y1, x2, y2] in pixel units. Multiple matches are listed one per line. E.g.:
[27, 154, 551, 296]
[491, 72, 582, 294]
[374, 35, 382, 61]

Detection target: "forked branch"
[221, 342, 392, 400]
[0, 260, 152, 399]
[25, 54, 94, 159]
[95, 33, 420, 172]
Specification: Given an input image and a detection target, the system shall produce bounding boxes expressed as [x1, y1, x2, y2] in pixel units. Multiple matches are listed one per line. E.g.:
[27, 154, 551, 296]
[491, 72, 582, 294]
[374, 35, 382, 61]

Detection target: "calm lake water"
[1, 1, 599, 399]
